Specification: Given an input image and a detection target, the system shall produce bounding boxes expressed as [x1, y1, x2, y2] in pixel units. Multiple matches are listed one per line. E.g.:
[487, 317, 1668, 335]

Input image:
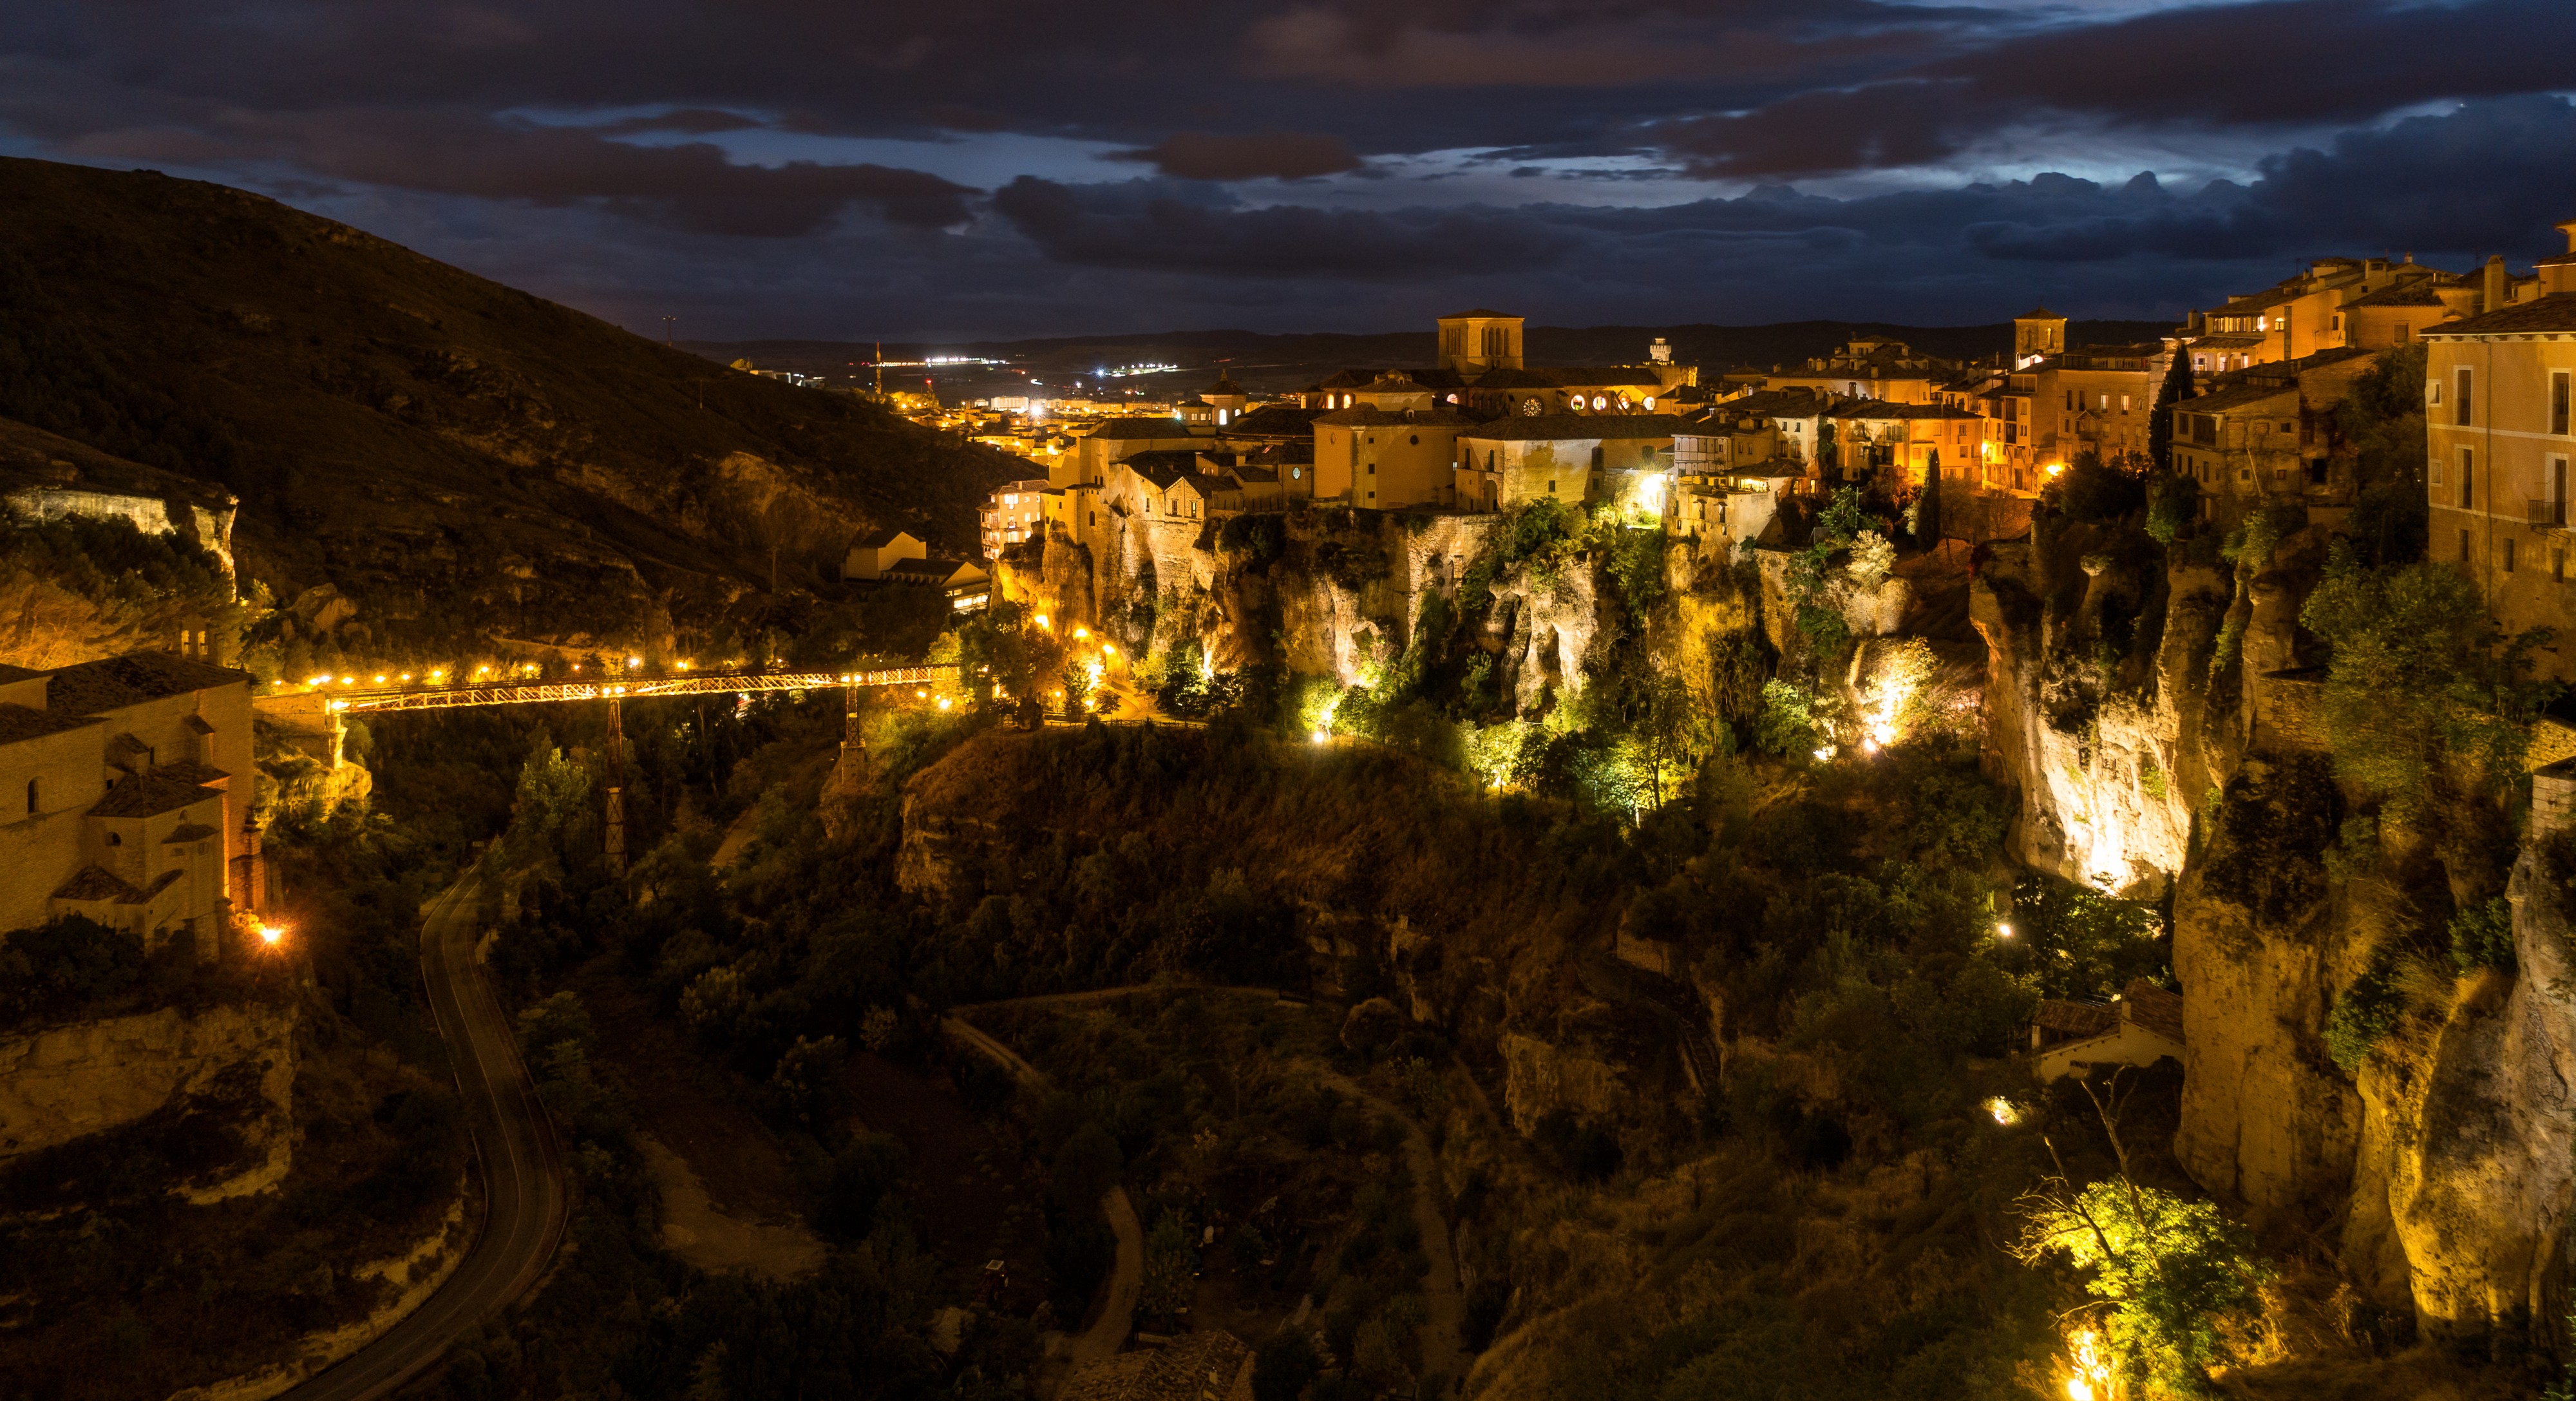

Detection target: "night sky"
[5, 0, 2573, 342]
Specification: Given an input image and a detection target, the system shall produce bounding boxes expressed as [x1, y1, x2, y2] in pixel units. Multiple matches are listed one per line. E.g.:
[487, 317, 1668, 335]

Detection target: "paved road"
[942, 1015, 1144, 1368]
[279, 858, 569, 1401]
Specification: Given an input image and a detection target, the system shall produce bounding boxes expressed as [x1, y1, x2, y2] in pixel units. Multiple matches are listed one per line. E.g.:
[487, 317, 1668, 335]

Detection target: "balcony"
[2527, 497, 2568, 528]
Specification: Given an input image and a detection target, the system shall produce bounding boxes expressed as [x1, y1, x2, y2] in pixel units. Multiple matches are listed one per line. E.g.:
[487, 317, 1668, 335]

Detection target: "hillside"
[0, 157, 1022, 657]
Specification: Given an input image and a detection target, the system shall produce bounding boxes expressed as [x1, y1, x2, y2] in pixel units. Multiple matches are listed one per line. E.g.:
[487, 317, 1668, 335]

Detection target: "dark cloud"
[1658, 0, 2576, 176]
[65, 111, 977, 234]
[587, 108, 766, 137]
[992, 176, 1583, 278]
[1103, 131, 1365, 182]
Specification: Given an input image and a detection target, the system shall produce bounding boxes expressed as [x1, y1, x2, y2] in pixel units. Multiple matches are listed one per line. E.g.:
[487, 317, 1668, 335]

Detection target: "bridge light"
[399, 673, 412, 682]
[307, 674, 329, 686]
[627, 656, 642, 669]
[374, 674, 386, 683]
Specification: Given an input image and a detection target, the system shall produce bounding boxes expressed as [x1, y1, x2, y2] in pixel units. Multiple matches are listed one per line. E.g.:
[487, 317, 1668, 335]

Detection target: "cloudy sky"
[4, 0, 2573, 341]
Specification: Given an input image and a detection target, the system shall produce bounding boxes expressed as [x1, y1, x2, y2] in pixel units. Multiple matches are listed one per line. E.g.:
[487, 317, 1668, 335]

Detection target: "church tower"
[1437, 310, 1524, 374]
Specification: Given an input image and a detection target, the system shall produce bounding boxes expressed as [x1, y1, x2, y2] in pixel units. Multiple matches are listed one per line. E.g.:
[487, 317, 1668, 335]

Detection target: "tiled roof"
[1461, 412, 1694, 442]
[1312, 406, 1481, 428]
[1832, 400, 1983, 420]
[2342, 282, 2448, 309]
[851, 527, 915, 549]
[44, 653, 251, 716]
[1084, 418, 1203, 441]
[52, 864, 147, 903]
[2020, 307, 2063, 320]
[2121, 979, 2184, 1044]
[1472, 367, 1667, 390]
[2191, 334, 2266, 348]
[2033, 1000, 2116, 1038]
[153, 759, 232, 787]
[0, 701, 100, 746]
[2423, 293, 2576, 337]
[90, 771, 223, 819]
[2177, 381, 2298, 415]
[1222, 405, 1324, 437]
[164, 821, 220, 843]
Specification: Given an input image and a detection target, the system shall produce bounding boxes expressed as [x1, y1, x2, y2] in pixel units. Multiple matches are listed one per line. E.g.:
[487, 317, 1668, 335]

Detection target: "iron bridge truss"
[319, 664, 956, 714]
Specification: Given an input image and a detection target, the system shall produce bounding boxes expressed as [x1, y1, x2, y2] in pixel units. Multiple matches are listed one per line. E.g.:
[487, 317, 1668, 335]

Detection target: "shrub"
[2448, 895, 2515, 975]
[1754, 679, 1822, 758]
[2326, 956, 2405, 1072]
[1253, 1331, 1319, 1401]
[0, 915, 146, 1023]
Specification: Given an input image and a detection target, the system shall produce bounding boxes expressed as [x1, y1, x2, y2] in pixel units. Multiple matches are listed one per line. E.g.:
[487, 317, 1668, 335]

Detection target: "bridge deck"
[264, 665, 956, 714]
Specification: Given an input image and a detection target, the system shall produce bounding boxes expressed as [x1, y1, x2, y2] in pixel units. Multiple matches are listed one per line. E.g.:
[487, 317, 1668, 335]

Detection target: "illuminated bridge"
[259, 663, 955, 715]
[253, 663, 958, 874]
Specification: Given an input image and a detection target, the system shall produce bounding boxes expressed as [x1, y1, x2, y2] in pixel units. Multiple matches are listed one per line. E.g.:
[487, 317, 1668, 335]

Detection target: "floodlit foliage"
[2016, 1177, 2271, 1395]
[2299, 542, 2562, 818]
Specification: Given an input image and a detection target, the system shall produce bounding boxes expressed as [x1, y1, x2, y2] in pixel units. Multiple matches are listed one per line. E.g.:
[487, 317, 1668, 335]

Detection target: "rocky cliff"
[0, 998, 299, 1200]
[1976, 508, 2576, 1351]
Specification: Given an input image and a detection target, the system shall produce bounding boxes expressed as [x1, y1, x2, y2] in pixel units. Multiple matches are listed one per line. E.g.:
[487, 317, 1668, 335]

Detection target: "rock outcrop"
[0, 999, 297, 1191]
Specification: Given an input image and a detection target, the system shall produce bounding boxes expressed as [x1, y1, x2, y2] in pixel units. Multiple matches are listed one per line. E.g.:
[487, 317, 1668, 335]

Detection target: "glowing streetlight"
[627, 656, 643, 669]
[936, 697, 952, 710]
[1034, 614, 1050, 629]
[1985, 1097, 2021, 1127]
[1073, 626, 1090, 640]
[1101, 643, 1116, 657]
[257, 922, 287, 949]
[1995, 922, 2014, 939]
[1311, 729, 1329, 745]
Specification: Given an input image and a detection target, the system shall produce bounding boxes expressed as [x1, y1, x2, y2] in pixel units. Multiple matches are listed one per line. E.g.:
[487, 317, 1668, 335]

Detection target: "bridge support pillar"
[604, 696, 627, 878]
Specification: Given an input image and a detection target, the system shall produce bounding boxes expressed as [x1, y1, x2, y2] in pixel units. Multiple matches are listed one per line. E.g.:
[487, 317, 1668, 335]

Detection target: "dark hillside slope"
[0, 158, 1019, 653]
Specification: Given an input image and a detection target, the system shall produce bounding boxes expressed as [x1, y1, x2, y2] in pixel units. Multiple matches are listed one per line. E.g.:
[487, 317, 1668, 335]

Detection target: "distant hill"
[691, 317, 2179, 399]
[0, 158, 1023, 660]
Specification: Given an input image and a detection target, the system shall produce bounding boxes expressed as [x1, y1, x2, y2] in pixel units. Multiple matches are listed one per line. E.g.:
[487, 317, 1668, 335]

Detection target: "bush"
[2449, 895, 2515, 975]
[1254, 1330, 1319, 1401]
[1754, 679, 1822, 758]
[0, 915, 147, 1024]
[2326, 957, 2405, 1072]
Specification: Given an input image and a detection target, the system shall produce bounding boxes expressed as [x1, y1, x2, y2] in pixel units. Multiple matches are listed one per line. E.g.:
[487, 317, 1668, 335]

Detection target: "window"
[2459, 448, 2474, 508]
[2557, 549, 2566, 583]
[2459, 528, 2472, 561]
[23, 777, 32, 815]
[2554, 371, 2570, 436]
[2457, 367, 2474, 426]
[1548, 480, 1557, 495]
[1366, 463, 1376, 475]
[2121, 394, 2132, 412]
[108, 831, 122, 847]
[2396, 324, 2410, 343]
[1408, 434, 1419, 446]
[2555, 456, 2572, 520]
[2505, 538, 2517, 573]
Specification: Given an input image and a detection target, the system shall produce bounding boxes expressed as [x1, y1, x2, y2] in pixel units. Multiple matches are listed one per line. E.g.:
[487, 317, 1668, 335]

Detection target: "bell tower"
[1436, 310, 1524, 374]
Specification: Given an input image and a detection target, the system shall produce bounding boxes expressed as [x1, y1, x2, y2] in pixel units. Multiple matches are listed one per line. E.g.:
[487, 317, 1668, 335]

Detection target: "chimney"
[2485, 254, 2507, 312]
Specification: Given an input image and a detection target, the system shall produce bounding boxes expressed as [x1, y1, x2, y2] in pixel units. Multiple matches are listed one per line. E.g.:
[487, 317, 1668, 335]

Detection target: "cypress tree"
[2148, 347, 2193, 473]
[1920, 448, 1943, 548]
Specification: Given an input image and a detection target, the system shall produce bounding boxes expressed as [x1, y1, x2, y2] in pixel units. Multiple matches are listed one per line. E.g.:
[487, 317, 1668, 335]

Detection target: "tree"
[1139, 1210, 1196, 1320]
[1918, 448, 1943, 549]
[2299, 542, 2563, 817]
[2014, 1078, 2271, 1395]
[2147, 347, 2193, 473]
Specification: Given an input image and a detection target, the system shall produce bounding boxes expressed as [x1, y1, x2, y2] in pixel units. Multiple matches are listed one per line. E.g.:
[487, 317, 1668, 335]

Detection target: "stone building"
[2425, 218, 2576, 680]
[1456, 414, 1687, 514]
[1761, 334, 1956, 405]
[978, 479, 1051, 560]
[0, 652, 259, 954]
[2170, 347, 2377, 526]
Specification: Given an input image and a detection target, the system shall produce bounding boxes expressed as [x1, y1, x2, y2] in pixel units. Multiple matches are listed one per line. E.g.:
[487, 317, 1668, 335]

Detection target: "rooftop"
[90, 770, 225, 819]
[1312, 405, 1482, 428]
[1461, 412, 1695, 442]
[0, 701, 100, 746]
[2424, 293, 2576, 338]
[44, 653, 251, 716]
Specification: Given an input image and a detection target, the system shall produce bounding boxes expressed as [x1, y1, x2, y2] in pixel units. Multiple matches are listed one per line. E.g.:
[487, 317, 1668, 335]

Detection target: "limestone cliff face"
[1978, 507, 2576, 1348]
[2367, 848, 2576, 1340]
[0, 999, 298, 1196]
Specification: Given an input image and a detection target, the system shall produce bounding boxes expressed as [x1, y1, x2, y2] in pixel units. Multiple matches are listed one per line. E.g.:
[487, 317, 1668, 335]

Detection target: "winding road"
[278, 857, 568, 1401]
